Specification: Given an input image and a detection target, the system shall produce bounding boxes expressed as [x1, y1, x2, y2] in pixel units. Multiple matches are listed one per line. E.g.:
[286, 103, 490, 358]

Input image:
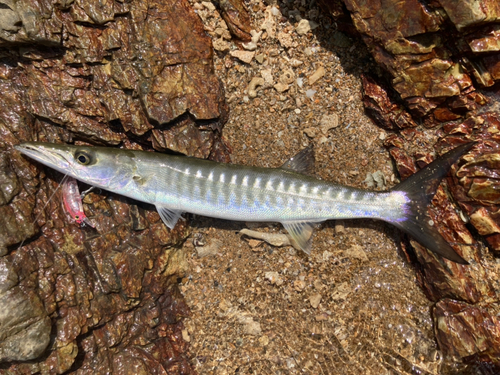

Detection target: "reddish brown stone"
[219, 0, 253, 41]
[361, 75, 417, 130]
[0, 0, 231, 372]
[484, 54, 500, 79]
[437, 0, 500, 31]
[328, 1, 500, 369]
[433, 107, 462, 121]
[388, 147, 417, 180]
[434, 299, 500, 363]
[485, 233, 500, 251]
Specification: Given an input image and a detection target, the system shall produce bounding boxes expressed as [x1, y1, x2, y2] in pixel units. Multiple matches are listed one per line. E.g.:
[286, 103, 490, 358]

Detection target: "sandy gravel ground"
[179, 1, 462, 374]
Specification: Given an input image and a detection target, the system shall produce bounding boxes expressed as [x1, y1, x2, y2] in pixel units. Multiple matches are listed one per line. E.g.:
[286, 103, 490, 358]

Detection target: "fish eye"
[75, 151, 92, 165]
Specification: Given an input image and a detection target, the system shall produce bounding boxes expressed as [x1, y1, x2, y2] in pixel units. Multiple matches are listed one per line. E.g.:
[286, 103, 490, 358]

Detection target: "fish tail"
[390, 142, 476, 264]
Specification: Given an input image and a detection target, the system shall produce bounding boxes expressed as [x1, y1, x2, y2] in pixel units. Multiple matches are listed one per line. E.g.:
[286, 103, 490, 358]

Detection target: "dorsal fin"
[281, 145, 315, 175]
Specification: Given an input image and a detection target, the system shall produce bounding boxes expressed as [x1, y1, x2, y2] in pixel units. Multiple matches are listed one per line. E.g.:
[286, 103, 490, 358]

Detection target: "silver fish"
[14, 142, 474, 264]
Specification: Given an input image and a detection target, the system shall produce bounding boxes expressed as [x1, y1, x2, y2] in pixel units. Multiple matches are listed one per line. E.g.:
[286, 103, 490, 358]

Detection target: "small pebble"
[279, 69, 295, 85]
[303, 127, 317, 138]
[182, 328, 191, 342]
[274, 82, 290, 93]
[261, 68, 273, 84]
[248, 239, 263, 249]
[309, 293, 322, 308]
[258, 335, 270, 346]
[201, 1, 215, 11]
[242, 30, 263, 51]
[335, 222, 345, 233]
[247, 77, 265, 98]
[260, 8, 276, 38]
[237, 315, 262, 336]
[309, 66, 325, 85]
[320, 113, 339, 134]
[230, 50, 255, 64]
[290, 58, 303, 67]
[295, 19, 318, 35]
[213, 38, 231, 52]
[305, 89, 316, 98]
[293, 279, 306, 291]
[264, 271, 283, 286]
[277, 31, 293, 48]
[196, 239, 222, 258]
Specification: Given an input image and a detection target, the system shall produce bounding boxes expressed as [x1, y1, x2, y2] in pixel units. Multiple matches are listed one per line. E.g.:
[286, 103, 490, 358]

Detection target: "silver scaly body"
[122, 153, 408, 223]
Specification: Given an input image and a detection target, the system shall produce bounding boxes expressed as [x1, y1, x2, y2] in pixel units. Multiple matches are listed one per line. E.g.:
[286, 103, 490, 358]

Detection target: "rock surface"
[0, 0, 230, 373]
[330, 0, 500, 370]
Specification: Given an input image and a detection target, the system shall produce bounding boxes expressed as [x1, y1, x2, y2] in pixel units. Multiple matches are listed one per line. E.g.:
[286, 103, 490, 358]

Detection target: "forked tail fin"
[391, 142, 476, 264]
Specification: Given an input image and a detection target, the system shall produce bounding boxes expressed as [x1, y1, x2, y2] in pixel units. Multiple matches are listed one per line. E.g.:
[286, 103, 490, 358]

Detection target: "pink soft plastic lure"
[62, 176, 94, 227]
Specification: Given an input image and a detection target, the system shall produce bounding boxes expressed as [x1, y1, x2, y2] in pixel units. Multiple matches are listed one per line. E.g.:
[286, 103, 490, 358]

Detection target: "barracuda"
[15, 141, 474, 264]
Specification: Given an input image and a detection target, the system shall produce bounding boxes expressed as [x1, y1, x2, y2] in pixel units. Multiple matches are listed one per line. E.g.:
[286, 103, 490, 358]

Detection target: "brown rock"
[0, 0, 232, 372]
[219, 0, 252, 41]
[362, 75, 417, 130]
[434, 299, 500, 364]
[470, 207, 500, 235]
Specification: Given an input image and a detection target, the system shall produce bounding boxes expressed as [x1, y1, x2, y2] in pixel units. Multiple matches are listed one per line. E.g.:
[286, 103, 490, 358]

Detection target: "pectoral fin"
[281, 221, 321, 254]
[156, 204, 184, 229]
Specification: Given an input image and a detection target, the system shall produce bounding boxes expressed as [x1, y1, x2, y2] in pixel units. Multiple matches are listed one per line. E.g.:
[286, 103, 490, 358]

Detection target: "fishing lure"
[62, 176, 94, 227]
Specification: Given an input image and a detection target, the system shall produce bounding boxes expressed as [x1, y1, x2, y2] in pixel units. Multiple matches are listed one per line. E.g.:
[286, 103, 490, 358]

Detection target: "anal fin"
[156, 204, 184, 229]
[281, 221, 322, 254]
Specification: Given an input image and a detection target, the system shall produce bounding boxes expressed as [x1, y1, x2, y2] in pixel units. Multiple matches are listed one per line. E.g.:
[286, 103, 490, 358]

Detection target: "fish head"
[15, 142, 138, 190]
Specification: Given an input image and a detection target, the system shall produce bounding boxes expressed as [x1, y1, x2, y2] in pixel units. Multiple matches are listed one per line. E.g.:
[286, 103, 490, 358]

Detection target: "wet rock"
[0, 0, 229, 159]
[337, 1, 500, 366]
[362, 75, 417, 130]
[0, 0, 231, 372]
[434, 299, 500, 364]
[438, 1, 500, 31]
[0, 259, 51, 362]
[387, 146, 417, 180]
[339, 0, 499, 118]
[219, 0, 252, 41]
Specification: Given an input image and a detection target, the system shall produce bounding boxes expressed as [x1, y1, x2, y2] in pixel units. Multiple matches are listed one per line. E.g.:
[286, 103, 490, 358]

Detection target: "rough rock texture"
[372, 100, 500, 371]
[0, 0, 230, 373]
[344, 0, 498, 118]
[0, 0, 229, 160]
[326, 0, 500, 371]
[219, 0, 253, 41]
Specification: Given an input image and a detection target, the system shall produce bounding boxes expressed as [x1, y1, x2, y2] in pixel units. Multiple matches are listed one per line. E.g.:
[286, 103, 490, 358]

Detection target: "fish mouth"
[15, 142, 74, 175]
